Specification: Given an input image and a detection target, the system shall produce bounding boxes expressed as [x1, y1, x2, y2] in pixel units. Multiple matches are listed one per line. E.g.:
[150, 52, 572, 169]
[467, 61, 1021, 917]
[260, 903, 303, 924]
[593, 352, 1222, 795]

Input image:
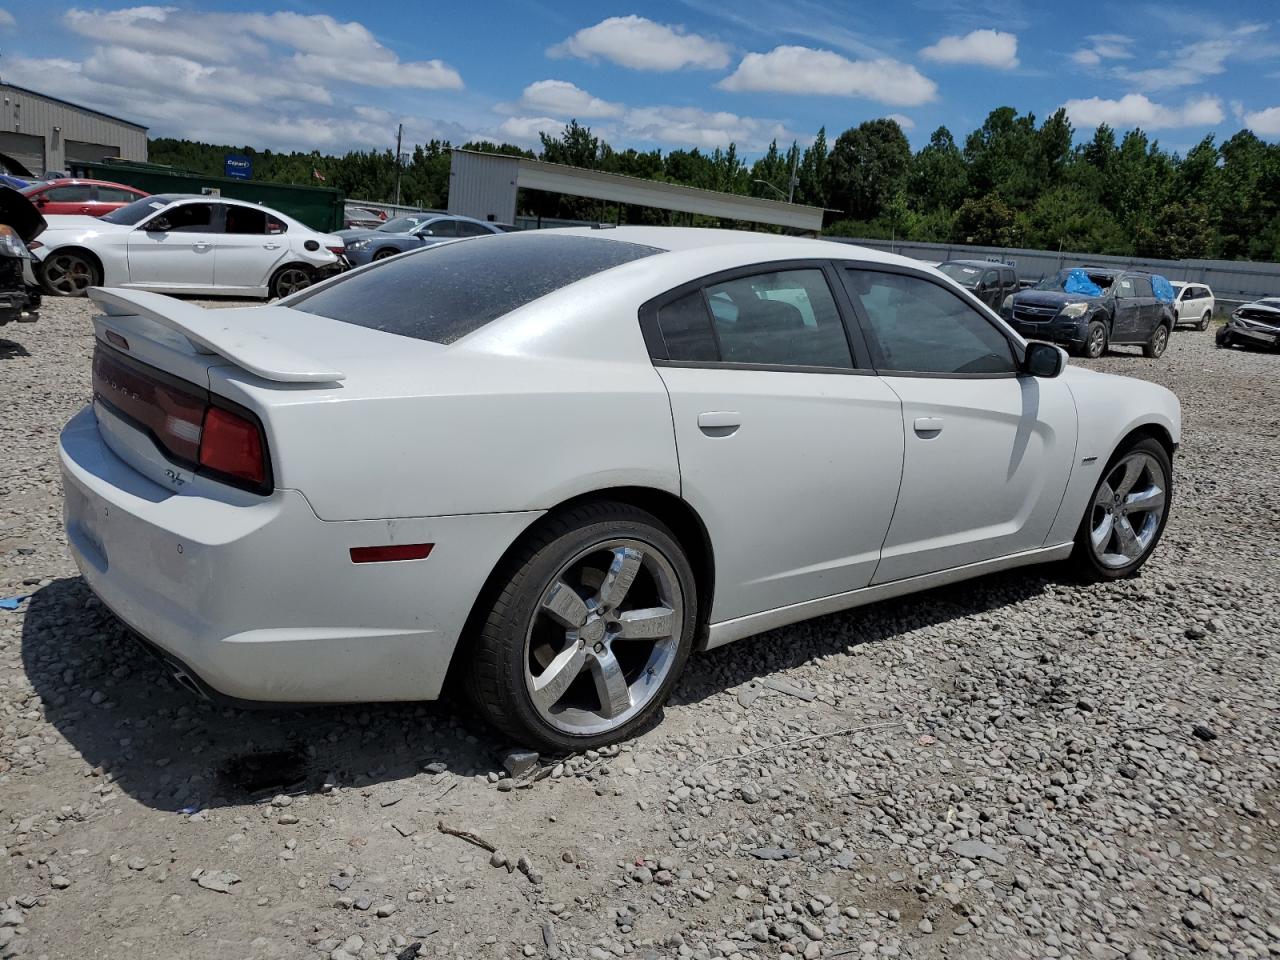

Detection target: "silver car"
[337, 214, 505, 266]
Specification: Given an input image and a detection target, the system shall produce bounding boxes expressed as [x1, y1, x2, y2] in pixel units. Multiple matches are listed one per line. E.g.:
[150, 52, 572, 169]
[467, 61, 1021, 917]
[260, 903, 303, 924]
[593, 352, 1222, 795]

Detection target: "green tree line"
[150, 106, 1280, 262]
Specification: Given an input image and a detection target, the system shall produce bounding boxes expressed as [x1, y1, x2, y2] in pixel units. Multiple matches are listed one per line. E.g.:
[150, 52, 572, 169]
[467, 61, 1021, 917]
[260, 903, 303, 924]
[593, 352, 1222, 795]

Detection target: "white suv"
[1171, 282, 1215, 330]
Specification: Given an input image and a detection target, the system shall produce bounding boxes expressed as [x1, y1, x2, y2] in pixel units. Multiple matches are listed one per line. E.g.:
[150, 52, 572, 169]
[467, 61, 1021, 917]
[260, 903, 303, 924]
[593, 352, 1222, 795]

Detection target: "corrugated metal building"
[0, 82, 148, 177]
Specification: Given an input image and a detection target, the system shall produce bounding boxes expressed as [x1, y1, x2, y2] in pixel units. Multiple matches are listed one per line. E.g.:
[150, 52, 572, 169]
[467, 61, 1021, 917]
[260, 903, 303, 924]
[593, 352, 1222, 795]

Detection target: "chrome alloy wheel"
[1086, 325, 1106, 358]
[1090, 451, 1168, 568]
[273, 266, 313, 297]
[43, 252, 95, 295]
[524, 539, 683, 736]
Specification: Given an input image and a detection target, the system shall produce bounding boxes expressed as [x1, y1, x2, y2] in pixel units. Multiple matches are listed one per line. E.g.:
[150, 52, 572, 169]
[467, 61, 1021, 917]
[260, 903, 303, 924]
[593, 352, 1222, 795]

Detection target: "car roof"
[23, 177, 146, 191]
[941, 258, 1006, 268]
[548, 225, 923, 265]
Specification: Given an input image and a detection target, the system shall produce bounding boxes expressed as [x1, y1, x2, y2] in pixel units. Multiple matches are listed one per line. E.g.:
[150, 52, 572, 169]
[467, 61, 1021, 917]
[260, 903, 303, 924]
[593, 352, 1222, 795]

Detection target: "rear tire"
[1070, 437, 1172, 582]
[39, 250, 100, 296]
[269, 264, 314, 299]
[464, 501, 698, 751]
[1198, 311, 1211, 331]
[1142, 323, 1170, 358]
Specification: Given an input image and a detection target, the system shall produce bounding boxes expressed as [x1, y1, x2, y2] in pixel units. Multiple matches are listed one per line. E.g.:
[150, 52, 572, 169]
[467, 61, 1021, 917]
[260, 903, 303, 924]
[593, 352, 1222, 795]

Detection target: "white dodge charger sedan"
[58, 228, 1180, 749]
[33, 194, 345, 299]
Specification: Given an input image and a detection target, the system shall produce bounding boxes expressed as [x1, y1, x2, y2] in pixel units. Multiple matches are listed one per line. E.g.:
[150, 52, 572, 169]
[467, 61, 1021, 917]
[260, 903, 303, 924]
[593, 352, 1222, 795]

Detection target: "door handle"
[263, 243, 282, 250]
[192, 242, 213, 251]
[913, 417, 944, 437]
[697, 411, 740, 437]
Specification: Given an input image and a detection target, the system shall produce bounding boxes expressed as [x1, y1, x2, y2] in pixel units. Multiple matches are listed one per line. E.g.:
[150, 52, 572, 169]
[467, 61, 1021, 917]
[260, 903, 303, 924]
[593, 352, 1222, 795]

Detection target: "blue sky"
[4, 1, 1279, 158]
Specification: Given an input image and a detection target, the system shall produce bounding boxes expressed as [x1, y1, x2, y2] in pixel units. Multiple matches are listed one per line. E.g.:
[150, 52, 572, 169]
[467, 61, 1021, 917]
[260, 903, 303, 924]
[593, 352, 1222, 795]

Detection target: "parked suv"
[1171, 281, 1215, 330]
[937, 259, 1018, 310]
[1002, 267, 1175, 359]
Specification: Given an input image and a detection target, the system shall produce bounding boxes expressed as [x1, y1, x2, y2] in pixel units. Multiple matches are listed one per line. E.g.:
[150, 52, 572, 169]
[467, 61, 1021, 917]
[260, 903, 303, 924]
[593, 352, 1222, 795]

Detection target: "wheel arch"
[41, 245, 105, 277]
[444, 486, 717, 687]
[1115, 422, 1176, 461]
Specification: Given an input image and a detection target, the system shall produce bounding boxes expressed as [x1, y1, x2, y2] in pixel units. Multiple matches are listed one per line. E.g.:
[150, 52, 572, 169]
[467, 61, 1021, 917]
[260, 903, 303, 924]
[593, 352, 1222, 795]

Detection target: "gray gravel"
[2, 298, 1278, 960]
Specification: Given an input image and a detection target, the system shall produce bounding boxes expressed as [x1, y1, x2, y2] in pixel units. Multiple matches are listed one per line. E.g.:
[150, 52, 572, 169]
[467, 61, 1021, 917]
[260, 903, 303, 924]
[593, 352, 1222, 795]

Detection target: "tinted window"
[656, 291, 717, 362]
[288, 233, 662, 344]
[98, 186, 143, 203]
[47, 185, 94, 202]
[1132, 277, 1154, 298]
[701, 269, 852, 368]
[843, 269, 1016, 375]
[146, 203, 217, 233]
[224, 206, 268, 234]
[421, 220, 457, 237]
[455, 221, 494, 237]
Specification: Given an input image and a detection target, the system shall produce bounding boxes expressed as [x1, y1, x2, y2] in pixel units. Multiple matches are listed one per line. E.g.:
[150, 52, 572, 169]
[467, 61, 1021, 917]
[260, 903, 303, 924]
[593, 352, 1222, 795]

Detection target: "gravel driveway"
[2, 298, 1278, 960]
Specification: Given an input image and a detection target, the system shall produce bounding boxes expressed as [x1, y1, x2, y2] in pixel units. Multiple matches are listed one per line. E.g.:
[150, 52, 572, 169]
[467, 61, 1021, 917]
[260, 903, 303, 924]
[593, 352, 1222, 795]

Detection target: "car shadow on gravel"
[672, 567, 1056, 706]
[0, 337, 31, 358]
[23, 566, 1056, 812]
[20, 577, 505, 813]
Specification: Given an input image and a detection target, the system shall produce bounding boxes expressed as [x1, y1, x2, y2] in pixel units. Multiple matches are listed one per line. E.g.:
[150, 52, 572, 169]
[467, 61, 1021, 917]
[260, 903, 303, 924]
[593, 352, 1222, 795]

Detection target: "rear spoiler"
[88, 287, 345, 384]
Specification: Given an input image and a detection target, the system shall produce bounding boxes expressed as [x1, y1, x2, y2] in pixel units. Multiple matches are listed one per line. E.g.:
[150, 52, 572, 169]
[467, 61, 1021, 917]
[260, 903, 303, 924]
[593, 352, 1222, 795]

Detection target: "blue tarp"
[1151, 275, 1175, 302]
[1063, 269, 1104, 297]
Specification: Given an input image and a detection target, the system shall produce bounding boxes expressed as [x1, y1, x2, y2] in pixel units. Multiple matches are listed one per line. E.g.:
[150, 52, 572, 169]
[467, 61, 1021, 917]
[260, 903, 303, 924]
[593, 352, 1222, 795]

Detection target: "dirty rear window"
[287, 232, 664, 344]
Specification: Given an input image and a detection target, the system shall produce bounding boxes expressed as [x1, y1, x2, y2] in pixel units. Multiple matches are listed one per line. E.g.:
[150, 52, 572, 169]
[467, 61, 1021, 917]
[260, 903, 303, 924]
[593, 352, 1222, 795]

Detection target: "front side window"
[982, 270, 999, 287]
[703, 269, 853, 368]
[420, 220, 458, 237]
[145, 203, 217, 233]
[843, 269, 1016, 375]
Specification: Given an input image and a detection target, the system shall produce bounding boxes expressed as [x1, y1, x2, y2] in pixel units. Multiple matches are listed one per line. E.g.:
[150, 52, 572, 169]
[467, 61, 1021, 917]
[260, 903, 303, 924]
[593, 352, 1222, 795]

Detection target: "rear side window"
[1132, 277, 1154, 298]
[705, 269, 852, 368]
[288, 233, 663, 344]
[656, 291, 717, 362]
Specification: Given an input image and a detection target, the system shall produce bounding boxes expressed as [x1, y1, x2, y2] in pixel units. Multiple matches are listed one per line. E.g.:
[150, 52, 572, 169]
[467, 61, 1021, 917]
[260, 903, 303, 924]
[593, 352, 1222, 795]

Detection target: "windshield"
[377, 216, 430, 233]
[102, 196, 172, 225]
[938, 263, 983, 284]
[288, 232, 663, 344]
[1033, 269, 1114, 293]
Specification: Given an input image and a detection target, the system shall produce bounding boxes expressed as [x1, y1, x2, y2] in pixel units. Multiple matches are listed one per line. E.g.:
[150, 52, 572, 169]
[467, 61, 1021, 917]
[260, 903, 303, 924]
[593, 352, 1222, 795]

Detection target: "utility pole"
[393, 123, 403, 206]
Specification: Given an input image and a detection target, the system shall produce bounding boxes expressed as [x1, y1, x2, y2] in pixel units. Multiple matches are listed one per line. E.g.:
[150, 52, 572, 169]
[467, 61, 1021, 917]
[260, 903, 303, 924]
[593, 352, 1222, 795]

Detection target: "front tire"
[269, 264, 314, 299]
[39, 251, 100, 296]
[372, 248, 398, 261]
[1070, 437, 1172, 581]
[1081, 321, 1107, 358]
[464, 501, 698, 751]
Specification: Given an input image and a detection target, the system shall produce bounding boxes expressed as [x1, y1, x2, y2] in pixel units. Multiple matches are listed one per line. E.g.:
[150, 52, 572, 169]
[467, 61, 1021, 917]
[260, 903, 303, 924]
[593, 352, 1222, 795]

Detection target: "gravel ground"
[2, 298, 1278, 960]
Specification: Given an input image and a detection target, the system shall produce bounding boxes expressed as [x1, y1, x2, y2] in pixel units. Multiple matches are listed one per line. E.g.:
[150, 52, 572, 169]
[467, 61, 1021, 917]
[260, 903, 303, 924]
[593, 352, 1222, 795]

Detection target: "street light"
[752, 179, 787, 201]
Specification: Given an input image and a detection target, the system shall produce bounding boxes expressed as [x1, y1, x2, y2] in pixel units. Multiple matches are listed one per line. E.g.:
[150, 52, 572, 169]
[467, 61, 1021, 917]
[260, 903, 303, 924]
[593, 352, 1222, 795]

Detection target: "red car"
[21, 179, 148, 217]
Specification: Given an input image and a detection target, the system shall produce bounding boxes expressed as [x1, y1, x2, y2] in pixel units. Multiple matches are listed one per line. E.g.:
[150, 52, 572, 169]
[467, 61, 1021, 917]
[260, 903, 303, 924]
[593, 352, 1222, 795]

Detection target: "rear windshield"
[287, 232, 663, 344]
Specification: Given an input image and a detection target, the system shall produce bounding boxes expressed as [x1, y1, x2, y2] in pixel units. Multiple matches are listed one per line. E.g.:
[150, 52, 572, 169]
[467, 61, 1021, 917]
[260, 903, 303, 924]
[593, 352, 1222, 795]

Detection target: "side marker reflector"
[349, 543, 434, 564]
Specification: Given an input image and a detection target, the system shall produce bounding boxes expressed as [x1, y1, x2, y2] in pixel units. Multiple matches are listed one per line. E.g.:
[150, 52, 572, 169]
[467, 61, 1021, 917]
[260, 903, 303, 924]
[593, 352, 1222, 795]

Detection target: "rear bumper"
[59, 406, 539, 703]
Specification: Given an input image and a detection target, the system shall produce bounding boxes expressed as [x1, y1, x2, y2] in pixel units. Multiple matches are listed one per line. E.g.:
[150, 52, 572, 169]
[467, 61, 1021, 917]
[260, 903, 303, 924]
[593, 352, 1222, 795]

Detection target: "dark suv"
[937, 259, 1019, 310]
[1002, 267, 1175, 359]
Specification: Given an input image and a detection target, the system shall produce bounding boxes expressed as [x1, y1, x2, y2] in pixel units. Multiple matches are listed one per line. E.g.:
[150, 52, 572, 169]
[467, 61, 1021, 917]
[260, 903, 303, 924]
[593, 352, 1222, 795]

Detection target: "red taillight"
[350, 544, 434, 564]
[199, 407, 265, 486]
[326, 245, 344, 256]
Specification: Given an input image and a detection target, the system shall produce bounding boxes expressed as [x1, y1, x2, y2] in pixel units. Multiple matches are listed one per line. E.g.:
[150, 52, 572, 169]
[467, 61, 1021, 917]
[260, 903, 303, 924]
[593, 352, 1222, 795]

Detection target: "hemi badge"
[105, 330, 130, 351]
[1082, 456, 1098, 464]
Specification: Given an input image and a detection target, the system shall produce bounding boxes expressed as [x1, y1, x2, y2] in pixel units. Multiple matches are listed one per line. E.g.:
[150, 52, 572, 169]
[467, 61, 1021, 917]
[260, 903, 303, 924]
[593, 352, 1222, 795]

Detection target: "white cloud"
[884, 113, 915, 130]
[1112, 23, 1271, 91]
[1242, 106, 1280, 136]
[1071, 49, 1101, 67]
[1062, 94, 1225, 130]
[919, 30, 1019, 69]
[1071, 33, 1133, 67]
[622, 105, 792, 151]
[0, 8, 15, 29]
[518, 80, 623, 119]
[497, 116, 565, 143]
[548, 15, 730, 71]
[62, 7, 461, 89]
[718, 46, 936, 106]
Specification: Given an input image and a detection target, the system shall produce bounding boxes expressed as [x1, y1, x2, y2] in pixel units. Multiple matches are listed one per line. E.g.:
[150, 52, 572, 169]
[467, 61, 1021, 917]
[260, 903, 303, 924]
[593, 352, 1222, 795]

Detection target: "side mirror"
[1024, 341, 1066, 378]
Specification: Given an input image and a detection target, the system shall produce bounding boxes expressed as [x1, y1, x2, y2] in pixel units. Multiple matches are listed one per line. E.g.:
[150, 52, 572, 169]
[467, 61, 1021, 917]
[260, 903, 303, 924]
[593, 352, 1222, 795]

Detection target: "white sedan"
[32, 194, 345, 299]
[58, 228, 1180, 749]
